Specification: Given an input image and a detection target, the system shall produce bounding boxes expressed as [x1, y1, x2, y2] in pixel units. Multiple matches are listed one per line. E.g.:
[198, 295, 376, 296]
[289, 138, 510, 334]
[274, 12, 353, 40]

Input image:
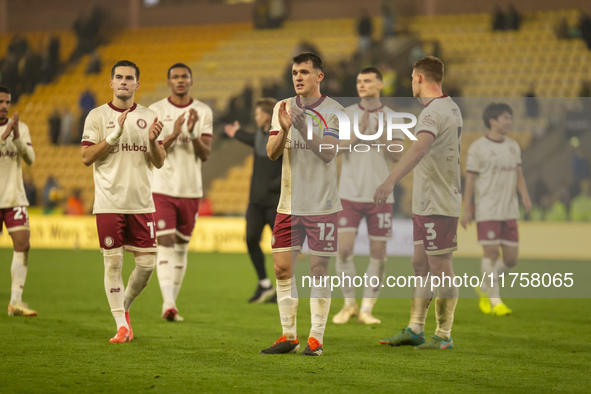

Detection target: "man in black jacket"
[225, 98, 281, 303]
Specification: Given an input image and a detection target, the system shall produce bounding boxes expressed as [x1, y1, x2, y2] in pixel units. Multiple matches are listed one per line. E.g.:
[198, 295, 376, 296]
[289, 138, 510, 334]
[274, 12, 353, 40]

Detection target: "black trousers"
[245, 203, 277, 281]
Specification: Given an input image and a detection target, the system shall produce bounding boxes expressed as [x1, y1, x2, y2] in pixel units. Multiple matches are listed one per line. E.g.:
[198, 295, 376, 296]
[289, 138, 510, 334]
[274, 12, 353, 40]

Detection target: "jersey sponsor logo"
[326, 199, 333, 209]
[120, 143, 148, 152]
[110, 287, 121, 293]
[159, 260, 169, 265]
[271, 234, 276, 246]
[292, 140, 311, 150]
[0, 150, 17, 157]
[104, 236, 114, 247]
[339, 217, 348, 226]
[157, 220, 166, 229]
[82, 134, 91, 140]
[176, 136, 192, 143]
[137, 119, 147, 129]
[487, 230, 496, 239]
[509, 146, 516, 154]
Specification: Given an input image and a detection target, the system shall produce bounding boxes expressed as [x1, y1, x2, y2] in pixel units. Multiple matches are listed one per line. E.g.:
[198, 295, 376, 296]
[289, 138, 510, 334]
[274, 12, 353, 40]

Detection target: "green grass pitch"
[0, 249, 590, 393]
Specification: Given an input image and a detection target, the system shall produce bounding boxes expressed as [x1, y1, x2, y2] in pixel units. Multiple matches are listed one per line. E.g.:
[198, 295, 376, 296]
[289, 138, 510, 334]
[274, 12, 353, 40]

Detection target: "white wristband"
[106, 125, 123, 145]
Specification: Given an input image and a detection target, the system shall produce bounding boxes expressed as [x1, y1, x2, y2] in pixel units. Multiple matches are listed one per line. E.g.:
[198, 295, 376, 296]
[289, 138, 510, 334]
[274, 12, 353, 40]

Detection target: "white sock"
[310, 280, 331, 344]
[434, 283, 459, 341]
[480, 257, 494, 292]
[10, 251, 27, 305]
[156, 246, 176, 309]
[490, 258, 511, 307]
[124, 254, 156, 312]
[336, 255, 356, 306]
[103, 248, 127, 327]
[172, 243, 188, 303]
[114, 315, 128, 330]
[361, 257, 386, 314]
[277, 277, 298, 340]
[259, 278, 272, 288]
[409, 275, 433, 334]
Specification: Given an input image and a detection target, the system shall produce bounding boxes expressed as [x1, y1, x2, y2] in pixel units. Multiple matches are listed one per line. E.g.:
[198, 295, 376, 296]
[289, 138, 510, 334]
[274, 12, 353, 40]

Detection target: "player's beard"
[115, 92, 133, 101]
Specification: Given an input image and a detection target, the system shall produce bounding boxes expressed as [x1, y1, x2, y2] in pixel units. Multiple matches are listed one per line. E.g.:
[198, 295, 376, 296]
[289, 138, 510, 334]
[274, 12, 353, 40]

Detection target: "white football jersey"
[82, 102, 158, 214]
[466, 136, 521, 221]
[0, 120, 33, 209]
[412, 95, 463, 217]
[149, 98, 213, 198]
[339, 103, 404, 203]
[270, 96, 343, 216]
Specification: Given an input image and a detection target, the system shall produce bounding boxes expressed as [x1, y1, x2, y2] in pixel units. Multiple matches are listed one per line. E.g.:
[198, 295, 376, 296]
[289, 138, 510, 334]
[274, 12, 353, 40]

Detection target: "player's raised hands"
[291, 106, 307, 133]
[172, 112, 186, 137]
[224, 121, 240, 138]
[118, 109, 130, 128]
[149, 117, 164, 142]
[278, 101, 291, 132]
[1, 113, 19, 140]
[187, 108, 199, 133]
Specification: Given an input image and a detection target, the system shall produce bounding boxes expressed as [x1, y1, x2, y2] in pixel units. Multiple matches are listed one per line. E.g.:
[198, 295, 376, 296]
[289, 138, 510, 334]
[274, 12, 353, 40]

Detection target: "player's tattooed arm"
[149, 117, 166, 168]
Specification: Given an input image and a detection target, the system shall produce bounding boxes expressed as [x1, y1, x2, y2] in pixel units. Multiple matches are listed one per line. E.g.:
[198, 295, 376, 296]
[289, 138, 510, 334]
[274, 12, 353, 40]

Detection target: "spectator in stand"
[48, 108, 61, 145]
[571, 146, 591, 197]
[544, 192, 569, 221]
[23, 175, 37, 207]
[59, 106, 74, 145]
[579, 12, 591, 49]
[382, 1, 396, 37]
[86, 51, 102, 75]
[556, 17, 572, 40]
[578, 80, 591, 97]
[492, 5, 507, 31]
[22, 44, 43, 94]
[254, 0, 270, 29]
[42, 36, 61, 83]
[78, 89, 96, 142]
[42, 175, 63, 213]
[506, 5, 521, 31]
[571, 178, 591, 221]
[358, 8, 373, 54]
[524, 82, 540, 118]
[65, 189, 85, 215]
[268, 0, 287, 29]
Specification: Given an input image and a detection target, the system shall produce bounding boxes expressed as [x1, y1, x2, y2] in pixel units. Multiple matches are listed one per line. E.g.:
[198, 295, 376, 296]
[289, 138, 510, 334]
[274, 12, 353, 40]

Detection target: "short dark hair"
[413, 56, 444, 84]
[168, 63, 192, 79]
[359, 67, 383, 81]
[483, 103, 513, 129]
[292, 52, 323, 73]
[111, 60, 140, 80]
[256, 98, 277, 116]
[0, 85, 10, 95]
